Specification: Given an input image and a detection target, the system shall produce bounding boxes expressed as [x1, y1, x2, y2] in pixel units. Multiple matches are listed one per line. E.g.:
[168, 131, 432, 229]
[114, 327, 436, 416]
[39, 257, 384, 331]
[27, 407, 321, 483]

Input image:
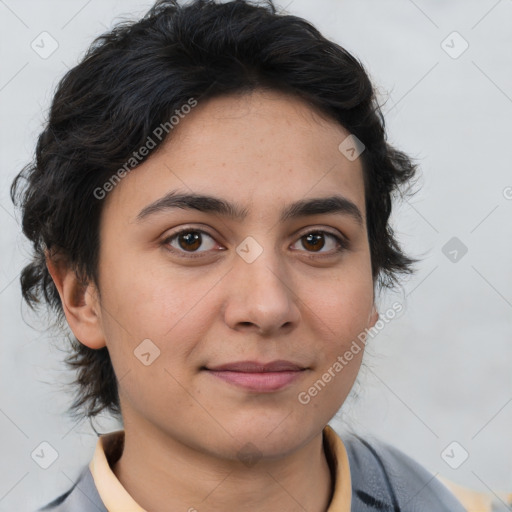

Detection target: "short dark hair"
[11, 0, 419, 422]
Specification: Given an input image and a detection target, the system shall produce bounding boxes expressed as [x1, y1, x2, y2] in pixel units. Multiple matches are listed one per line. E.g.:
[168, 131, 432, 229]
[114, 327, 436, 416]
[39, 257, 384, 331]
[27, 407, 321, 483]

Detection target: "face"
[92, 89, 378, 460]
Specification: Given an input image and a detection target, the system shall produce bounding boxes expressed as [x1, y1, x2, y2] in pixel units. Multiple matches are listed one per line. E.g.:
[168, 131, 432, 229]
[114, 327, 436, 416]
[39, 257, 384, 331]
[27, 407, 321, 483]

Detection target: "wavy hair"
[11, 0, 419, 421]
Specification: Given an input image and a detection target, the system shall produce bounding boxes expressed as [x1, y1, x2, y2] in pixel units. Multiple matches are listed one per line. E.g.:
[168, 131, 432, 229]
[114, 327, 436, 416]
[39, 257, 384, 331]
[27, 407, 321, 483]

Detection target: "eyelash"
[161, 227, 349, 259]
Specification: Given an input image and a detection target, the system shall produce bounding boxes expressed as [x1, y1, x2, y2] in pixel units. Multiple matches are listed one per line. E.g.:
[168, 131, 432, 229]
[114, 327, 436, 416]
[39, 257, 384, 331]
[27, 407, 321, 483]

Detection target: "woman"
[12, 1, 468, 510]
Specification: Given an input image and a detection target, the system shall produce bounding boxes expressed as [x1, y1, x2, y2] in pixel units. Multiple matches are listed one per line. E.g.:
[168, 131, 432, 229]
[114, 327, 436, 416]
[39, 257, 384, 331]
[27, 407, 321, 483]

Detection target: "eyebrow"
[136, 191, 364, 227]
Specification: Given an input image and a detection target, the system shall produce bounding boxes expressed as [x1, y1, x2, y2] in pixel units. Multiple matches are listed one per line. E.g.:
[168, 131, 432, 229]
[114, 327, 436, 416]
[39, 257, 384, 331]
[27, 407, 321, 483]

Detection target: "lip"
[204, 360, 307, 392]
[207, 360, 305, 372]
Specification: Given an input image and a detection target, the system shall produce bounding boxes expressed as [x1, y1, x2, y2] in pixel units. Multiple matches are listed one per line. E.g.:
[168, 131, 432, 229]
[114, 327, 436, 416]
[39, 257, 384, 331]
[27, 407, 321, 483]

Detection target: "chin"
[224, 417, 310, 454]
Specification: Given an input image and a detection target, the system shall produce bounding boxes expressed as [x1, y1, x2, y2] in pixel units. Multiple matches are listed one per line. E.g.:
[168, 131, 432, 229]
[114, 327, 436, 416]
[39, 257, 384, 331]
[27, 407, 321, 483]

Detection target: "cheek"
[96, 262, 210, 405]
[308, 266, 374, 344]
[98, 257, 220, 357]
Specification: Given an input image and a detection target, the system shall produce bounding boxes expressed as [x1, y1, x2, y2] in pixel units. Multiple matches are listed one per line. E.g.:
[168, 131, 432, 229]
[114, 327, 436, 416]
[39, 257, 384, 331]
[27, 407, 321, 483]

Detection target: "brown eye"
[291, 230, 347, 256]
[301, 232, 326, 252]
[163, 229, 218, 256]
[177, 231, 202, 251]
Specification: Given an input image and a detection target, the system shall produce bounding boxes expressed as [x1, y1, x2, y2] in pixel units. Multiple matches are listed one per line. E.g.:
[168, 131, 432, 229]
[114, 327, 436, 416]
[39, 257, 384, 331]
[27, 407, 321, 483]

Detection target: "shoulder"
[341, 433, 467, 511]
[36, 466, 106, 512]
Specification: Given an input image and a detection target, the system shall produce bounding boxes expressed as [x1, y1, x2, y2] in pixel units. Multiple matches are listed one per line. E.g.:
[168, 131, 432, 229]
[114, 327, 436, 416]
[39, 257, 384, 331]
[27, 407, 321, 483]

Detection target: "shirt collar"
[89, 424, 351, 511]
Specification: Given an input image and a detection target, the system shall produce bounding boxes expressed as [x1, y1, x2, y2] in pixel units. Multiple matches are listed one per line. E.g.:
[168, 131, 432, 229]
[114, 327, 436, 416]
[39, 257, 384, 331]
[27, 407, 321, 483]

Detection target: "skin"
[47, 89, 379, 512]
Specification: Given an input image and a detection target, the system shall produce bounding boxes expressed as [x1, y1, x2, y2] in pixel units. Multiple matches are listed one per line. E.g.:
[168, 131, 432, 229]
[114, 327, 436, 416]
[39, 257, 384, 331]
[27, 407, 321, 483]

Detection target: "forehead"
[102, 90, 366, 225]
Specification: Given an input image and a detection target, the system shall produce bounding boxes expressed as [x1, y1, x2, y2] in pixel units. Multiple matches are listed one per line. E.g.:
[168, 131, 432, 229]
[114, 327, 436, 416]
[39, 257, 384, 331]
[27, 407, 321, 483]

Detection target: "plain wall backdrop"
[1, 0, 511, 510]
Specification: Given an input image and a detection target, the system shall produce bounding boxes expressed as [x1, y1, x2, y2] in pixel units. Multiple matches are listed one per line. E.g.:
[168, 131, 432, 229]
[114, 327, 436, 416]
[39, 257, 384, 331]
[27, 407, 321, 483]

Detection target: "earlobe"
[45, 251, 106, 350]
[368, 304, 379, 329]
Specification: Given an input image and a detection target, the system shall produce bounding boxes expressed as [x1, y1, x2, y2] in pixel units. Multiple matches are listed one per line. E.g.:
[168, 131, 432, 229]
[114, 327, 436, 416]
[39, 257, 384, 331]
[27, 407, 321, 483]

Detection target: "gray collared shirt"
[37, 433, 466, 511]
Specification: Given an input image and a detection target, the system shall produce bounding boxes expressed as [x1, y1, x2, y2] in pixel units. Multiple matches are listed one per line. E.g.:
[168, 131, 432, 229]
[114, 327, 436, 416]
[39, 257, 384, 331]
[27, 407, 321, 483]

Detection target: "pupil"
[304, 232, 324, 252]
[176, 232, 326, 253]
[179, 232, 201, 251]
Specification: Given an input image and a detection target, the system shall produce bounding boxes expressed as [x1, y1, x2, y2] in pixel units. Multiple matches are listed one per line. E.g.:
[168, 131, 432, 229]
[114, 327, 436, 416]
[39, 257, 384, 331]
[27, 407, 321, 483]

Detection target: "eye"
[162, 227, 348, 258]
[162, 228, 220, 258]
[290, 230, 347, 257]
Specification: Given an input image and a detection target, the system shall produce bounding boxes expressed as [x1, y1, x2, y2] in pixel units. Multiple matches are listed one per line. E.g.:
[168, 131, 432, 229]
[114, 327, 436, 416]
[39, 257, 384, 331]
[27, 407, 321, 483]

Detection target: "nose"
[223, 243, 301, 336]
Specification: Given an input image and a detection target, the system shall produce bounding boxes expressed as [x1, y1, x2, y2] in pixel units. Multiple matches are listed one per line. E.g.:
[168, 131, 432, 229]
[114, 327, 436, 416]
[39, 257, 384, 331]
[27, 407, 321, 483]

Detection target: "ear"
[45, 251, 106, 349]
[368, 304, 379, 329]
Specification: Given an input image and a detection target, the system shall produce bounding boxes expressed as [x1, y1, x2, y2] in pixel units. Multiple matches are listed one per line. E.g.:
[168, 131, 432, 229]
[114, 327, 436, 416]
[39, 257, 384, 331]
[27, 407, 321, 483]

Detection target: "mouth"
[203, 360, 307, 393]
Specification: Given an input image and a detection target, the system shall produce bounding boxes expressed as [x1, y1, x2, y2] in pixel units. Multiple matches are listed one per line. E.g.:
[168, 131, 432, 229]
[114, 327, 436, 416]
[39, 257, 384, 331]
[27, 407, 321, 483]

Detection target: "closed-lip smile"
[204, 360, 307, 392]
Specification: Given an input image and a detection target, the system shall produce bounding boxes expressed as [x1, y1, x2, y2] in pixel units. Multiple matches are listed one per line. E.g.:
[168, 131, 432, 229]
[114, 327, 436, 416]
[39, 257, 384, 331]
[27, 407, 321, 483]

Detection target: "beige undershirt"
[89, 424, 352, 511]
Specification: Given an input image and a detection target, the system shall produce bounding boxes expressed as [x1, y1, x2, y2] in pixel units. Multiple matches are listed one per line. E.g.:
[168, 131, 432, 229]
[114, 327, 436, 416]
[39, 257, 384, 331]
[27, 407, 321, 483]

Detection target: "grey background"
[1, 0, 511, 510]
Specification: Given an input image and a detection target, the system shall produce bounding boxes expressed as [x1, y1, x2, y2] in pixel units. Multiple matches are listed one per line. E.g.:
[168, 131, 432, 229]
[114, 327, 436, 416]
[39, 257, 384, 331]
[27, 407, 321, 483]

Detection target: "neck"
[112, 418, 334, 512]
